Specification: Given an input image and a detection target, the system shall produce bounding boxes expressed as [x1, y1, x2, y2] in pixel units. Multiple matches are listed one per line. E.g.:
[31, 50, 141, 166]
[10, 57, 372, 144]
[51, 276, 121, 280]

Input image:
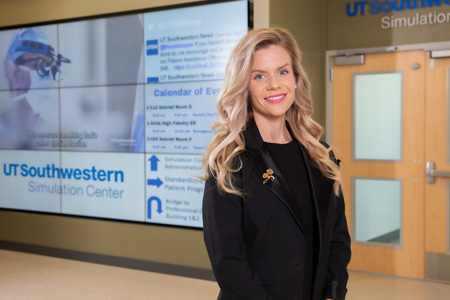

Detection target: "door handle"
[426, 161, 450, 183]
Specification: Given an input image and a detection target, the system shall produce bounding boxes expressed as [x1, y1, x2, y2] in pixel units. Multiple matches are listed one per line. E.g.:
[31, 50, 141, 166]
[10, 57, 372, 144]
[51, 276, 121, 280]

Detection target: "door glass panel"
[353, 72, 403, 161]
[353, 178, 402, 247]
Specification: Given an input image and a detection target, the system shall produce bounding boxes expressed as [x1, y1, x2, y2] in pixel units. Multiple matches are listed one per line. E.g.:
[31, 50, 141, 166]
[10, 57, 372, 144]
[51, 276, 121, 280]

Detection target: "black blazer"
[203, 120, 351, 300]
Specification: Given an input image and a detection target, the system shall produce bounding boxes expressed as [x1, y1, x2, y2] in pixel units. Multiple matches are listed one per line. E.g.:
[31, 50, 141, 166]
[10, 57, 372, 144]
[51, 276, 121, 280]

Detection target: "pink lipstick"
[264, 93, 286, 103]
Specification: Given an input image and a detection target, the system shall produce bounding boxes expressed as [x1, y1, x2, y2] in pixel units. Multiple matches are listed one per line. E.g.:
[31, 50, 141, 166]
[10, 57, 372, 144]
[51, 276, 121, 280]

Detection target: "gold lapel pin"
[262, 168, 275, 184]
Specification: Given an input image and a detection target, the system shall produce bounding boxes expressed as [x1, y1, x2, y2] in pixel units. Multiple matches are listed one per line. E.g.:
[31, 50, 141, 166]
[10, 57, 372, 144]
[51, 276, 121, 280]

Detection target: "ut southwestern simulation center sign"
[346, 0, 450, 29]
[4, 163, 124, 197]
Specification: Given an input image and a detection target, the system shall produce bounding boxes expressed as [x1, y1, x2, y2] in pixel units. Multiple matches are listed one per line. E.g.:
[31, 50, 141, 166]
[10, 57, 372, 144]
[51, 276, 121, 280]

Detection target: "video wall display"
[0, 0, 249, 228]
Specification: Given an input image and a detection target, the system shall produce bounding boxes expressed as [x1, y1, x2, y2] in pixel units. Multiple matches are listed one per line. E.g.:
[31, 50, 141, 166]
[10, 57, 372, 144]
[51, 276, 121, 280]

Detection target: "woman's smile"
[264, 93, 287, 103]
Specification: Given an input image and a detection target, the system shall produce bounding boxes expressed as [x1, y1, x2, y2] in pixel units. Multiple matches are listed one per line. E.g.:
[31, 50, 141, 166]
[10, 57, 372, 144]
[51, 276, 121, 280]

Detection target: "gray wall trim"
[0, 240, 215, 281]
[448, 182, 450, 254]
[447, 68, 450, 166]
[426, 252, 450, 282]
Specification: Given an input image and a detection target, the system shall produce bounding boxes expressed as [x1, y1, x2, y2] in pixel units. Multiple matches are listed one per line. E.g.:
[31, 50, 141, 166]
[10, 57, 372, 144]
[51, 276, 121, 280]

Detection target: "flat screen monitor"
[0, 0, 250, 228]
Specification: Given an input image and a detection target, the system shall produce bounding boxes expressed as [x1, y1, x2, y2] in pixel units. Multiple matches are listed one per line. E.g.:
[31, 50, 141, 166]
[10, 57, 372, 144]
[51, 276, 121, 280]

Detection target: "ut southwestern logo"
[3, 163, 124, 183]
[347, 0, 450, 16]
[147, 40, 158, 55]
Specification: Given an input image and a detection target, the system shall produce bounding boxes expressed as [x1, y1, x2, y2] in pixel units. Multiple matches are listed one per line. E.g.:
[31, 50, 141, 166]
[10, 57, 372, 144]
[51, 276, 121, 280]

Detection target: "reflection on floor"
[0, 249, 449, 300]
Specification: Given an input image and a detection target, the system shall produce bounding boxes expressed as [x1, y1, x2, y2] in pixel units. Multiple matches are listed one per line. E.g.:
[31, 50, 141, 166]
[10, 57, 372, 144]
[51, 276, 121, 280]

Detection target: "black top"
[264, 140, 318, 300]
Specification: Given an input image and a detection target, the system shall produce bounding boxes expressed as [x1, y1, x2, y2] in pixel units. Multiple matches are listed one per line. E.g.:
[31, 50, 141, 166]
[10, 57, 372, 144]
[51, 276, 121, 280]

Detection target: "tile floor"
[0, 249, 449, 300]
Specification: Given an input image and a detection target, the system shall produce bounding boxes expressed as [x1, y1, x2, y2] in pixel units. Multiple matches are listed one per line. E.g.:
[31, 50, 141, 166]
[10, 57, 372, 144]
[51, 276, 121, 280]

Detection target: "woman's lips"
[264, 93, 286, 103]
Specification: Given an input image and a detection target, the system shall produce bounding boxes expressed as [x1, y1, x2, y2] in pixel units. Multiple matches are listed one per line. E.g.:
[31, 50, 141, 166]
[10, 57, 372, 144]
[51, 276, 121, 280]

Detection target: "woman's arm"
[202, 175, 271, 300]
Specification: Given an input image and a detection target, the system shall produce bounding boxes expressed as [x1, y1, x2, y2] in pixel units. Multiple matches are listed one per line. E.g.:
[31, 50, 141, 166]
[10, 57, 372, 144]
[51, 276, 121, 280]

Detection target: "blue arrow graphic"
[148, 196, 163, 219]
[148, 155, 160, 171]
[147, 177, 163, 188]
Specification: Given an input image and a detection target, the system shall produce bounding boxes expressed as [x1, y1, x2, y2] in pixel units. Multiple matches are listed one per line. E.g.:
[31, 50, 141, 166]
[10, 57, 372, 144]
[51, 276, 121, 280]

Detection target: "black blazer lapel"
[300, 144, 334, 251]
[244, 120, 305, 232]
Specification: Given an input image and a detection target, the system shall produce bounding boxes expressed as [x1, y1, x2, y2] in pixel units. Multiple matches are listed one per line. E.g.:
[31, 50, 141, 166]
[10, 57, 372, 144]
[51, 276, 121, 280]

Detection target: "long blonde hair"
[203, 28, 341, 195]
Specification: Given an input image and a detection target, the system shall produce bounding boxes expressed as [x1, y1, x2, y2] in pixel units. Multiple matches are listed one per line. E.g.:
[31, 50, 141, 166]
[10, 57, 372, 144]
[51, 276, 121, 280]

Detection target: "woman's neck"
[254, 116, 292, 144]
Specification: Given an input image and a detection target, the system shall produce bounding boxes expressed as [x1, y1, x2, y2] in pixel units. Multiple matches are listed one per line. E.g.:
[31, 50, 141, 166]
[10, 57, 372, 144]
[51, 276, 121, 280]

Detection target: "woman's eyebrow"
[250, 63, 290, 74]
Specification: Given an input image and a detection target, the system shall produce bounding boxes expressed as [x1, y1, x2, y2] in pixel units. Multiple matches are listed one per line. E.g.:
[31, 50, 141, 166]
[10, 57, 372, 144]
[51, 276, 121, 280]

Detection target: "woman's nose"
[266, 76, 280, 90]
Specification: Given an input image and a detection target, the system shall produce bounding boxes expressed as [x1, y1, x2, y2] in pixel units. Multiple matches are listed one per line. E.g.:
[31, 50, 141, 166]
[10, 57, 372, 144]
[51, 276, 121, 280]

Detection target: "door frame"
[325, 41, 450, 280]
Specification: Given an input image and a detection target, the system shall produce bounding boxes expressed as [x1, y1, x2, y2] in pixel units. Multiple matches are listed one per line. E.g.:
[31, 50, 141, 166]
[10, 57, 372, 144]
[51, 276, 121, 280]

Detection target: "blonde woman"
[202, 28, 351, 300]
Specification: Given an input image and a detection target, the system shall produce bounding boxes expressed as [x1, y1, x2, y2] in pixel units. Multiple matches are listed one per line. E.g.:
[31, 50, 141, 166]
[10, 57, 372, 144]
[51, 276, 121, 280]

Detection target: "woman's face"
[248, 44, 297, 123]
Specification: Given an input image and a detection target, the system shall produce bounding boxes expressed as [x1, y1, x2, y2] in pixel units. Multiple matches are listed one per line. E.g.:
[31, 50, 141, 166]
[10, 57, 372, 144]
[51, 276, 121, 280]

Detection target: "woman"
[202, 28, 351, 300]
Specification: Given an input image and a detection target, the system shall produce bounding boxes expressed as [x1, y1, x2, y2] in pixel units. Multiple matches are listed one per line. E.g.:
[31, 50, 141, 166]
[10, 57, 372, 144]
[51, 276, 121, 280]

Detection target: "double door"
[331, 49, 450, 281]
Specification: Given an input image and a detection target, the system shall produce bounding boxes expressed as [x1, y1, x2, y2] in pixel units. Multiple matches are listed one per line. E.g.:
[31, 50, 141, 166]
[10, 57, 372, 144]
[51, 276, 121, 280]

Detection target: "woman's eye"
[279, 70, 288, 76]
[254, 74, 264, 80]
